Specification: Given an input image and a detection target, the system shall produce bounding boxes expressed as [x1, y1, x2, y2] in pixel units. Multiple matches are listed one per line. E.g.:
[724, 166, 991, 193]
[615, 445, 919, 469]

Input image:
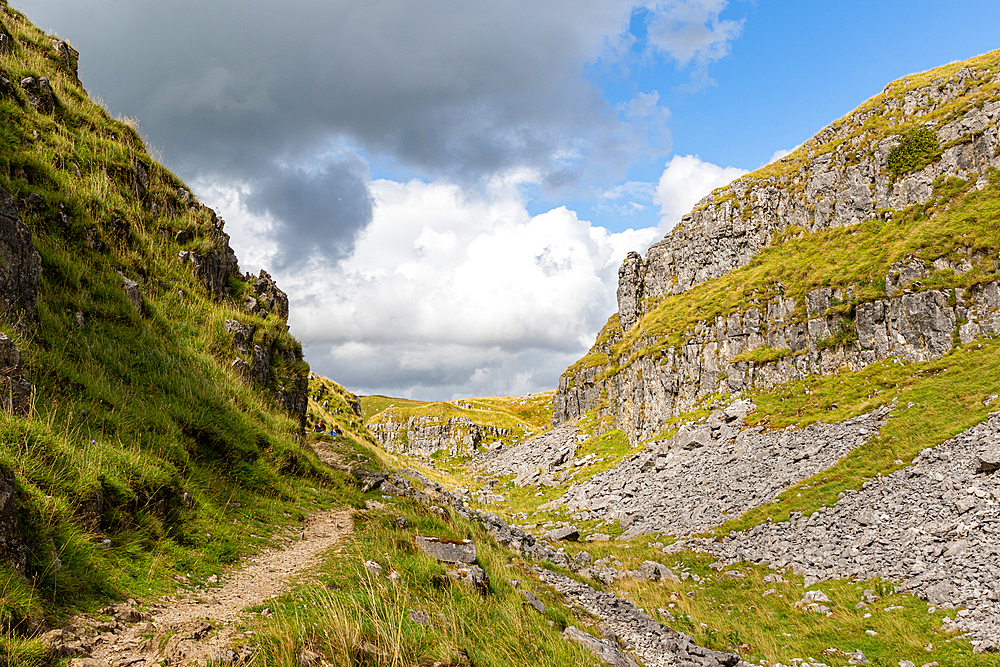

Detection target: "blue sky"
[14, 0, 1000, 398]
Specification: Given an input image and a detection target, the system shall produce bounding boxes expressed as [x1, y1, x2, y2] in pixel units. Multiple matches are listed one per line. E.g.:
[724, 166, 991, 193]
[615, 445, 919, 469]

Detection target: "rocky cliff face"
[556, 57, 1000, 441]
[369, 414, 510, 458]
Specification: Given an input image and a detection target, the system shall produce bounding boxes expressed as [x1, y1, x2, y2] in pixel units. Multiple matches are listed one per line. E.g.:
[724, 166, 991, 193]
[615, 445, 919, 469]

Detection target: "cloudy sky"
[15, 0, 1000, 399]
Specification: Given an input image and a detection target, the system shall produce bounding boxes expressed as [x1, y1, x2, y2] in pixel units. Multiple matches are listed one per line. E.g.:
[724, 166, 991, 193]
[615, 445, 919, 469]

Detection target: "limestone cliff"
[555, 53, 1000, 441]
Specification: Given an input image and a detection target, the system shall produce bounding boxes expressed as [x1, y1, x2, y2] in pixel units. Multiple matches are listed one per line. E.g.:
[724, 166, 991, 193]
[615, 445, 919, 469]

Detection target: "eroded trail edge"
[51, 508, 353, 667]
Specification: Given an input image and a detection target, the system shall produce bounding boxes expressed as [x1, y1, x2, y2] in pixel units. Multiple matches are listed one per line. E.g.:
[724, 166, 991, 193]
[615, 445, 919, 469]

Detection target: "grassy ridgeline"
[0, 3, 365, 659]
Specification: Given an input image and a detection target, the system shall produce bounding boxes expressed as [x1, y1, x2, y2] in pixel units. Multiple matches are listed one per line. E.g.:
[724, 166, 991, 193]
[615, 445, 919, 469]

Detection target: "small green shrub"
[887, 128, 942, 178]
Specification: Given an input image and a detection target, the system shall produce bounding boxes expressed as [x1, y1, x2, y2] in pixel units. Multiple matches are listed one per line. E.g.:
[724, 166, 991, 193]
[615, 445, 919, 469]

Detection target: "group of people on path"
[313, 419, 342, 437]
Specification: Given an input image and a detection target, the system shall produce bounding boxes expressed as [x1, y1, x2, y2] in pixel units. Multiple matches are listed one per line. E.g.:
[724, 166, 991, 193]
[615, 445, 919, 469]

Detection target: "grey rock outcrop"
[617, 67, 1000, 329]
[0, 187, 41, 321]
[250, 270, 289, 322]
[223, 320, 255, 355]
[179, 250, 237, 301]
[557, 64, 1000, 441]
[370, 414, 510, 458]
[0, 334, 32, 417]
[557, 276, 1000, 442]
[0, 464, 26, 574]
[542, 569, 746, 667]
[549, 404, 890, 538]
[20, 76, 55, 112]
[674, 412, 1000, 646]
[51, 39, 79, 76]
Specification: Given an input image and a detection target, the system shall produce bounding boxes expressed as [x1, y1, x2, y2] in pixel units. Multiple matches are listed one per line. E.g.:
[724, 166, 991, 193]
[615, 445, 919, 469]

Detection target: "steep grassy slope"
[0, 4, 358, 663]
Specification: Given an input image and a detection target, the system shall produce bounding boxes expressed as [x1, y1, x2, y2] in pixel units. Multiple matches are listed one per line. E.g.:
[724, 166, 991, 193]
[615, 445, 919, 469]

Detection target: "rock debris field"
[674, 412, 1000, 649]
[546, 402, 891, 539]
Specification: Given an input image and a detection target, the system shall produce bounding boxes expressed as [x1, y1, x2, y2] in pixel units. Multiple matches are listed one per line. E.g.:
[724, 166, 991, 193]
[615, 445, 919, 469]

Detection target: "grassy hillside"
[0, 4, 362, 662]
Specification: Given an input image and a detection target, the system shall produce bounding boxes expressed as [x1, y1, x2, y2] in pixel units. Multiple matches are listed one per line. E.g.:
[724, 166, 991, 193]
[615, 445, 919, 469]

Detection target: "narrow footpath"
[51, 509, 353, 667]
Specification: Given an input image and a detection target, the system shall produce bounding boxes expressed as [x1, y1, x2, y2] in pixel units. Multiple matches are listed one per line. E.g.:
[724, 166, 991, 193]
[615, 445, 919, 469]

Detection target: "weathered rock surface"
[414, 536, 477, 564]
[0, 464, 25, 574]
[563, 625, 638, 667]
[250, 270, 289, 322]
[556, 64, 1000, 442]
[541, 568, 747, 667]
[20, 75, 55, 112]
[673, 412, 1000, 646]
[0, 187, 41, 321]
[550, 404, 891, 538]
[370, 414, 510, 458]
[618, 66, 999, 326]
[119, 275, 143, 314]
[0, 333, 33, 416]
[51, 39, 79, 76]
[557, 277, 1000, 441]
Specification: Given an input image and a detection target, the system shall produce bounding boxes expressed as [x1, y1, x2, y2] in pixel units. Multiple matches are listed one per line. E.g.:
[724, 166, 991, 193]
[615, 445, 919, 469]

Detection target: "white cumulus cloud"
[207, 174, 659, 398]
[653, 154, 747, 230]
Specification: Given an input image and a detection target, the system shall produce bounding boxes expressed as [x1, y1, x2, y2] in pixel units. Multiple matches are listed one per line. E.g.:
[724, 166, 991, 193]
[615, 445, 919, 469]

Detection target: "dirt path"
[55, 508, 353, 667]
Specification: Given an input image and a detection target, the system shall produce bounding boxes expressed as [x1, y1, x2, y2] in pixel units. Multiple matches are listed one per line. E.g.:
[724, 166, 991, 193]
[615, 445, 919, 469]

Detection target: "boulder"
[977, 446, 1000, 473]
[0, 187, 42, 321]
[414, 536, 477, 564]
[520, 589, 547, 614]
[544, 525, 579, 542]
[120, 275, 143, 314]
[636, 560, 680, 583]
[668, 425, 713, 451]
[562, 626, 638, 667]
[20, 76, 55, 112]
[445, 563, 488, 591]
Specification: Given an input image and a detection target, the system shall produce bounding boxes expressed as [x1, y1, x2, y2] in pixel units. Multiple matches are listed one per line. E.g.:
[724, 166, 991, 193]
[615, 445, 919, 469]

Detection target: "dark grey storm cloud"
[15, 0, 654, 261]
[241, 154, 374, 265]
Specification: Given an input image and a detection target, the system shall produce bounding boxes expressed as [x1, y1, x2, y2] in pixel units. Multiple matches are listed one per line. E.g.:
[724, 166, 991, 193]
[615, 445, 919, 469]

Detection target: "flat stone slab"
[414, 536, 477, 564]
[544, 525, 579, 542]
[978, 446, 1000, 473]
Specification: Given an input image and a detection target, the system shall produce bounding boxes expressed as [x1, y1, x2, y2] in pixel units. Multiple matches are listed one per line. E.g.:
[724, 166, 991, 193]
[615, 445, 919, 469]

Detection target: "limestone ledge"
[557, 277, 1000, 442]
[617, 65, 1000, 331]
[368, 414, 509, 458]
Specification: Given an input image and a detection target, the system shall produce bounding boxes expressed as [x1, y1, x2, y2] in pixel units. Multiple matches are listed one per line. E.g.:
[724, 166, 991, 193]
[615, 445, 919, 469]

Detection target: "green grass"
[0, 6, 367, 658]
[250, 494, 607, 667]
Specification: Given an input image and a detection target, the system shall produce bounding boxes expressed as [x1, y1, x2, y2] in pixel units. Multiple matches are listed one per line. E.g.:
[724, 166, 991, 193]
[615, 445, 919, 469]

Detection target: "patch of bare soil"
[50, 509, 353, 667]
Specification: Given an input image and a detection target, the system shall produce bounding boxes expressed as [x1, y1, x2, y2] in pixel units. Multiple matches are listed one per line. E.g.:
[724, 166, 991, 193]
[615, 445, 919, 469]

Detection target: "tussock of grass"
[254, 497, 604, 667]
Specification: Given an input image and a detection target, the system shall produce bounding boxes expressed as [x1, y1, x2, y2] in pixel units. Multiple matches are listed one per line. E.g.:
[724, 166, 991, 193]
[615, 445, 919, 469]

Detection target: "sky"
[13, 0, 1000, 399]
